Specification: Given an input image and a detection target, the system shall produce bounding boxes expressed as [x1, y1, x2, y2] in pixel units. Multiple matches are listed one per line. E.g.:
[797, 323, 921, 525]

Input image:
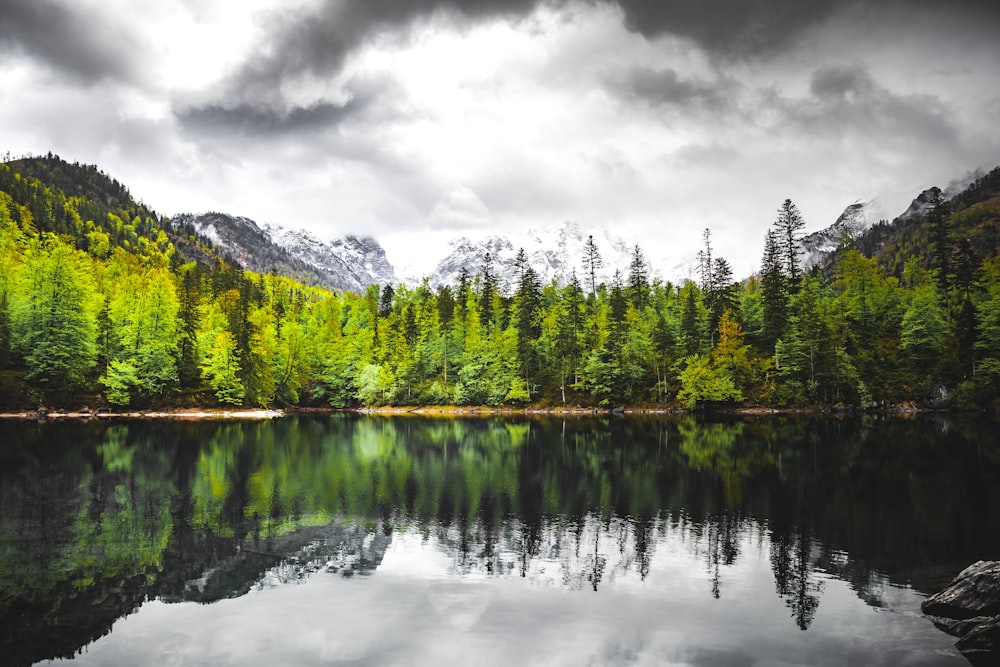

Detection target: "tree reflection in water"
[0, 414, 998, 665]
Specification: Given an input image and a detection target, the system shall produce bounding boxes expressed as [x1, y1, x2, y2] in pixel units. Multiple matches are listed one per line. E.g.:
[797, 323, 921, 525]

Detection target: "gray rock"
[922, 561, 1000, 619]
[922, 561, 1000, 664]
[956, 617, 1000, 666]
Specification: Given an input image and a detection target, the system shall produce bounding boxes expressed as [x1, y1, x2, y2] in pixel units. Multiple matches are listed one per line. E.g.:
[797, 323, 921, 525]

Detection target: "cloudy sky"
[2, 0, 999, 279]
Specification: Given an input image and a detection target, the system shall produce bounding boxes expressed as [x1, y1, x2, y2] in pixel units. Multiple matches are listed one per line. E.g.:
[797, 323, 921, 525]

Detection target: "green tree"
[774, 199, 806, 292]
[900, 284, 948, 390]
[679, 281, 707, 357]
[760, 229, 787, 349]
[199, 330, 245, 405]
[968, 268, 1000, 404]
[11, 235, 101, 394]
[582, 234, 603, 295]
[512, 263, 542, 398]
[676, 354, 741, 408]
[100, 251, 180, 405]
[627, 244, 649, 309]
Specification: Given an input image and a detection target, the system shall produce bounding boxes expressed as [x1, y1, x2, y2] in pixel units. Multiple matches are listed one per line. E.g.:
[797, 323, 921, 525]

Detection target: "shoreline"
[0, 403, 964, 421]
[0, 408, 286, 421]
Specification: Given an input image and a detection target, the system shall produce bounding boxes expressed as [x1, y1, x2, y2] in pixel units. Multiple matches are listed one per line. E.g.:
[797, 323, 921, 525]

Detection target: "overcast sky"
[2, 0, 999, 280]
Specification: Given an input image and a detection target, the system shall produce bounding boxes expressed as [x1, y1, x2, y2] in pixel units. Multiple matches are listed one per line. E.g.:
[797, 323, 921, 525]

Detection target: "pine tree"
[679, 281, 703, 357]
[379, 284, 395, 318]
[926, 188, 951, 291]
[627, 244, 649, 309]
[900, 283, 948, 386]
[582, 235, 603, 295]
[697, 228, 713, 294]
[707, 257, 737, 339]
[774, 199, 806, 293]
[513, 264, 542, 399]
[760, 229, 788, 348]
[13, 236, 101, 394]
[514, 247, 528, 284]
[480, 252, 497, 328]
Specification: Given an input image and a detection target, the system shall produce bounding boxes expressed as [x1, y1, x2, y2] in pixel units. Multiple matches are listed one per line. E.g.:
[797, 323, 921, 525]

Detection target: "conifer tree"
[627, 244, 649, 309]
[760, 229, 787, 348]
[926, 188, 951, 291]
[582, 235, 603, 295]
[697, 228, 713, 294]
[480, 252, 497, 328]
[379, 284, 395, 318]
[13, 236, 101, 394]
[774, 199, 806, 293]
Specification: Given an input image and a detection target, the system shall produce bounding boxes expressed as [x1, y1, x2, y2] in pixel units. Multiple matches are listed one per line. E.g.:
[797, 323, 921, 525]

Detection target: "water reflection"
[0, 415, 997, 665]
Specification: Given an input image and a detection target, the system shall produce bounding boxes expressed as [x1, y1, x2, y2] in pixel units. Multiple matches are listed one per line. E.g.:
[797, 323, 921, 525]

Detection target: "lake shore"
[0, 402, 964, 421]
[0, 407, 286, 420]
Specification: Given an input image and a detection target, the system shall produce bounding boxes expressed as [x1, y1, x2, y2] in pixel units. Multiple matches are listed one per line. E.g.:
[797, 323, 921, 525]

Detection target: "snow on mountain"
[420, 221, 639, 291]
[264, 224, 398, 291]
[895, 187, 942, 223]
[798, 198, 886, 270]
[172, 212, 397, 292]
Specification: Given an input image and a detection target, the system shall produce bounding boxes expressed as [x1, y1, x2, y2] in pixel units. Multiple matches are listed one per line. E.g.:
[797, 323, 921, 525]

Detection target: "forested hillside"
[1, 154, 999, 411]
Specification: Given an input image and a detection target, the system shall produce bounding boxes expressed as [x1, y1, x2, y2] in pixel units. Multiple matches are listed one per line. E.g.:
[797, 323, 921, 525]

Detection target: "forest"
[1, 154, 999, 411]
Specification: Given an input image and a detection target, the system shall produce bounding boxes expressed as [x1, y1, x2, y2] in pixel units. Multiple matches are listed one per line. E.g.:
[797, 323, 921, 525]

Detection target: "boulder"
[956, 617, 1000, 666]
[923, 561, 1000, 664]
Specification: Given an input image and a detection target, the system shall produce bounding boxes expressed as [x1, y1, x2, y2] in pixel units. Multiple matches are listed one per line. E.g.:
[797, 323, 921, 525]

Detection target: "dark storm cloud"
[790, 63, 960, 148]
[0, 0, 139, 84]
[226, 0, 549, 99]
[179, 101, 359, 136]
[228, 0, 836, 96]
[176, 72, 402, 138]
[614, 0, 1000, 58]
[610, 66, 736, 111]
[177, 0, 560, 136]
[613, 0, 842, 57]
[809, 63, 874, 100]
[179, 0, 1000, 137]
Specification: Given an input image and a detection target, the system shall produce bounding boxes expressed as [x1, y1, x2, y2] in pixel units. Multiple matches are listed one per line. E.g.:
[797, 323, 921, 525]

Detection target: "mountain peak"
[177, 213, 397, 291]
[798, 198, 886, 270]
[418, 220, 639, 291]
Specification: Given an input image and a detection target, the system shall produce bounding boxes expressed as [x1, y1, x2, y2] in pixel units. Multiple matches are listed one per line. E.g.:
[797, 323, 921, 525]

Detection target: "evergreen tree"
[760, 229, 788, 349]
[512, 264, 542, 398]
[379, 283, 395, 318]
[582, 234, 603, 295]
[609, 270, 628, 325]
[774, 199, 806, 292]
[707, 257, 737, 338]
[900, 284, 948, 388]
[627, 244, 650, 309]
[514, 247, 528, 284]
[176, 263, 203, 389]
[12, 236, 101, 395]
[926, 188, 951, 291]
[479, 252, 498, 329]
[556, 274, 586, 396]
[697, 228, 714, 294]
[679, 281, 705, 357]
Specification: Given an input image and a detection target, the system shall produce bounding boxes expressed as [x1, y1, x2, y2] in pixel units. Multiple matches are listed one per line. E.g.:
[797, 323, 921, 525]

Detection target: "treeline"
[1, 157, 999, 410]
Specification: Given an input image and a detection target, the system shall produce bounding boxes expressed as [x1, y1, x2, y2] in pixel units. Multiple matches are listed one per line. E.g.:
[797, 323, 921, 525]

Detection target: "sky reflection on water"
[3, 414, 997, 666]
[61, 515, 963, 667]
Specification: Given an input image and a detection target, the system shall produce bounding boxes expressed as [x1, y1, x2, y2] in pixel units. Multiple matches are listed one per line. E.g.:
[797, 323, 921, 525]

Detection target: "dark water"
[1, 414, 998, 666]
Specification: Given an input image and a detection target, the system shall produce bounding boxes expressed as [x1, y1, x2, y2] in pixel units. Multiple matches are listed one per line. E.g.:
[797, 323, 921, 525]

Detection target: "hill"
[843, 167, 1000, 280]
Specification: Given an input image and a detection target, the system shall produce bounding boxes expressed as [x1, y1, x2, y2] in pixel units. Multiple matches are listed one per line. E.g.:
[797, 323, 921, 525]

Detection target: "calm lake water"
[2, 414, 999, 666]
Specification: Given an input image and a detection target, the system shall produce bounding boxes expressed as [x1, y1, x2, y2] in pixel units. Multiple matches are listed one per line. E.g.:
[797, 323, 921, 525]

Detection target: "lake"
[1, 414, 998, 666]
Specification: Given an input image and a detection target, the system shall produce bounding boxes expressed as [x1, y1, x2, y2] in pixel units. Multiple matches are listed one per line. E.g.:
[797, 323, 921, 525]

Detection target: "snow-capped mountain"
[798, 198, 887, 270]
[172, 212, 397, 292]
[263, 224, 397, 291]
[422, 221, 638, 291]
[895, 187, 942, 223]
